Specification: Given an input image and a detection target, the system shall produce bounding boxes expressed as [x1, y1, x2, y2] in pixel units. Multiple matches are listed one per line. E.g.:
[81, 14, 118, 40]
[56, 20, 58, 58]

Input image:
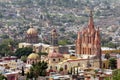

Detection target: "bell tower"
[49, 29, 59, 53]
[51, 29, 58, 46]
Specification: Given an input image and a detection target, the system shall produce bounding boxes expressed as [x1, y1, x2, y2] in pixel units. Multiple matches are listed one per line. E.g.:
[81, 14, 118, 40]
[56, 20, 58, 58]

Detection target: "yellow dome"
[27, 53, 39, 59]
[25, 69, 30, 74]
[27, 27, 38, 35]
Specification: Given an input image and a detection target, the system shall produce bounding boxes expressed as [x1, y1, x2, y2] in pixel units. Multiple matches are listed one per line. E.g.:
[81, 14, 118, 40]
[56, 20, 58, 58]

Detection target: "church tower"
[51, 29, 58, 46]
[75, 10, 101, 59]
[49, 29, 59, 53]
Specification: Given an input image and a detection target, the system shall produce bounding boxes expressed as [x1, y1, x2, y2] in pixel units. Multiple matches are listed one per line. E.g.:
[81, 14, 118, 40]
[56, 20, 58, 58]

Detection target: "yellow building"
[46, 50, 100, 74]
[27, 53, 40, 64]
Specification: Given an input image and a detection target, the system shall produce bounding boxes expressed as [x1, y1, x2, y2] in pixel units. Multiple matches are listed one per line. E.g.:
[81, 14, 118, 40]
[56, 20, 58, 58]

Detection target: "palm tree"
[29, 61, 48, 79]
[39, 61, 48, 76]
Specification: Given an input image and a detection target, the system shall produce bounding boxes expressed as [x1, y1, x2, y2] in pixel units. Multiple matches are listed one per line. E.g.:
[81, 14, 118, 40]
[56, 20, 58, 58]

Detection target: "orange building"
[75, 11, 101, 59]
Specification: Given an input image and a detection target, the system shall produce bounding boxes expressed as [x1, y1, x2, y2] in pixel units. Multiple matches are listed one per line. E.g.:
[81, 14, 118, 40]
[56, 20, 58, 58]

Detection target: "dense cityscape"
[0, 0, 120, 80]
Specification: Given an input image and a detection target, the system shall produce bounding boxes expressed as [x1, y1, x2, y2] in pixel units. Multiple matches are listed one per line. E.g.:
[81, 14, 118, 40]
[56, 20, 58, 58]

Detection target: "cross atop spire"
[88, 10, 94, 30]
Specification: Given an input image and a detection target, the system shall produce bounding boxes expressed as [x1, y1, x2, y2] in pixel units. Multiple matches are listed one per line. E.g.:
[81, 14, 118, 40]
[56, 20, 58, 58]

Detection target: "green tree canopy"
[0, 74, 7, 80]
[105, 69, 120, 80]
[0, 34, 9, 39]
[27, 61, 48, 79]
[21, 56, 27, 62]
[15, 47, 33, 58]
[112, 69, 120, 80]
[109, 58, 117, 69]
[38, 52, 48, 56]
[0, 39, 18, 56]
[58, 39, 71, 45]
[59, 28, 65, 32]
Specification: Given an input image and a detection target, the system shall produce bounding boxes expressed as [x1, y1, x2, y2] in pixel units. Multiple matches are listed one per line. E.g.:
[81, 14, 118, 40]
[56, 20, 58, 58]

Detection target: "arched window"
[28, 61, 29, 64]
[83, 48, 84, 54]
[56, 66, 57, 70]
[50, 66, 52, 69]
[32, 61, 35, 64]
[90, 48, 91, 54]
[103, 63, 105, 68]
[53, 59, 55, 61]
[65, 65, 67, 70]
[59, 58, 60, 61]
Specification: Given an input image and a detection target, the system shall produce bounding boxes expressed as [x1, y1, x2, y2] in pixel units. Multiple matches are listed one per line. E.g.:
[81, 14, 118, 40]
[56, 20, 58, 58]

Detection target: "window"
[90, 48, 91, 54]
[53, 59, 55, 61]
[50, 66, 52, 69]
[59, 58, 60, 61]
[28, 61, 29, 64]
[65, 65, 67, 70]
[56, 66, 57, 70]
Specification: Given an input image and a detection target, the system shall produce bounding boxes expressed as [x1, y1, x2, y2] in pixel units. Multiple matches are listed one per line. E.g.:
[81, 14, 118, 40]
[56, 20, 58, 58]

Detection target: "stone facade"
[75, 11, 101, 59]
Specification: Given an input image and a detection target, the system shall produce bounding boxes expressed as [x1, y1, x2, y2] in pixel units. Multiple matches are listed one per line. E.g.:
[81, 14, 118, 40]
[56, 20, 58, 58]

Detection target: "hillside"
[0, 0, 120, 45]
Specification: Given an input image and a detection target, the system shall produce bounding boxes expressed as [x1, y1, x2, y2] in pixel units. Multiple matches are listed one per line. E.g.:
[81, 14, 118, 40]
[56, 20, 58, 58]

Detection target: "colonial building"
[75, 11, 101, 59]
[19, 28, 68, 54]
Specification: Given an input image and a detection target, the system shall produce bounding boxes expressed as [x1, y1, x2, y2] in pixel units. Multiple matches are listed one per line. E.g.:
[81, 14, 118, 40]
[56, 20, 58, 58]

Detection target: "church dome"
[27, 53, 39, 59]
[27, 27, 38, 35]
[48, 50, 63, 58]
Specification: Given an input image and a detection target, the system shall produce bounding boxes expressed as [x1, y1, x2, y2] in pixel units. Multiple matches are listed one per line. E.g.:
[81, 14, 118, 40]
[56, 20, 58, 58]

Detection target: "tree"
[38, 52, 48, 56]
[26, 72, 30, 80]
[71, 34, 77, 39]
[27, 61, 48, 79]
[59, 28, 65, 32]
[0, 43, 13, 56]
[22, 66, 25, 76]
[2, 39, 18, 48]
[109, 58, 117, 69]
[0, 74, 7, 80]
[15, 47, 33, 58]
[39, 61, 48, 76]
[58, 39, 71, 45]
[0, 38, 18, 56]
[59, 67, 63, 72]
[105, 69, 120, 80]
[104, 42, 118, 48]
[59, 67, 64, 75]
[21, 56, 27, 62]
[112, 69, 120, 80]
[0, 35, 9, 39]
[105, 53, 110, 59]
